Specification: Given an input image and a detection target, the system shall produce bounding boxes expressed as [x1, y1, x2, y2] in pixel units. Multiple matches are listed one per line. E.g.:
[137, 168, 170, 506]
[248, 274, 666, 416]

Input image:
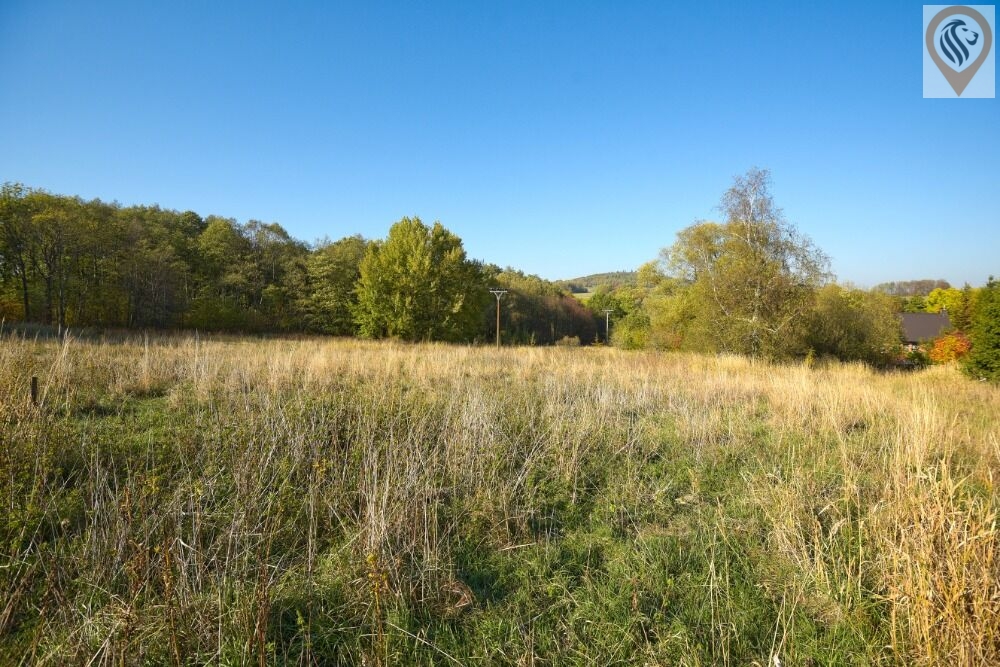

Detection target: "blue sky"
[1, 1, 997, 286]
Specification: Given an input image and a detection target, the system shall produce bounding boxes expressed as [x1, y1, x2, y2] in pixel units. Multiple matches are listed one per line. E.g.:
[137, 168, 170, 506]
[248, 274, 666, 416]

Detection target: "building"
[900, 311, 951, 350]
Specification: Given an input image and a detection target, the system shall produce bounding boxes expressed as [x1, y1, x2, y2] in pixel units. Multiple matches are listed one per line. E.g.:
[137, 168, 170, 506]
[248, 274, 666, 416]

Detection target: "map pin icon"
[926, 6, 994, 96]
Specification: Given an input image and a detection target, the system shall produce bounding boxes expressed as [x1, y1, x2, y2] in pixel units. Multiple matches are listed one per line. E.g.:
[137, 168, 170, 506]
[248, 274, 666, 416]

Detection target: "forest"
[0, 183, 594, 345]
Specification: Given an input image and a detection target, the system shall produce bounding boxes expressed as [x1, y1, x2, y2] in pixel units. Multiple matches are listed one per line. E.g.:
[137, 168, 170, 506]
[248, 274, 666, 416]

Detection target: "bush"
[805, 285, 901, 366]
[611, 311, 651, 350]
[902, 347, 930, 369]
[929, 331, 971, 364]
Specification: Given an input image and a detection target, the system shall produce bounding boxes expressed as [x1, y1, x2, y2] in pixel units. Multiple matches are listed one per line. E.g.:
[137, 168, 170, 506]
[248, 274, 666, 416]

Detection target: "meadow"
[1, 332, 998, 665]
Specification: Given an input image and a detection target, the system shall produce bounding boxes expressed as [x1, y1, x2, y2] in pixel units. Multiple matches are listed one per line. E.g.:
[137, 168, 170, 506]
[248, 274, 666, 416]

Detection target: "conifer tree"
[963, 277, 1000, 383]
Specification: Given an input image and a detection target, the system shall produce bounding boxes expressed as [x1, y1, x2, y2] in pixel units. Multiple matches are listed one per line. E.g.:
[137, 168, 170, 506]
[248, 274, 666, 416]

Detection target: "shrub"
[928, 331, 971, 364]
[903, 347, 930, 369]
[805, 284, 901, 366]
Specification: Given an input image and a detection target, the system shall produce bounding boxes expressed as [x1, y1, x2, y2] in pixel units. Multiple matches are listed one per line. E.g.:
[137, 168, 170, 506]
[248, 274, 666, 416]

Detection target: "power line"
[490, 289, 507, 348]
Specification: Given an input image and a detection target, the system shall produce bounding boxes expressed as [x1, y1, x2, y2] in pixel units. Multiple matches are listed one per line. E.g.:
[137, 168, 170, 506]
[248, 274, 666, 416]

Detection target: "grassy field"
[2, 333, 998, 665]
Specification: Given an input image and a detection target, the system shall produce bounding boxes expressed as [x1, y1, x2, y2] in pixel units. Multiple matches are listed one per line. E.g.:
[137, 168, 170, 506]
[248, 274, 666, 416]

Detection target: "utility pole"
[603, 309, 613, 345]
[490, 289, 507, 348]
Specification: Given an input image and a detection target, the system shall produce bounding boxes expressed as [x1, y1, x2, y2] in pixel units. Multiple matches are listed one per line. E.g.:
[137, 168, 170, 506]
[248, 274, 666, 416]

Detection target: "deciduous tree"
[354, 217, 486, 342]
[805, 284, 901, 365]
[301, 235, 367, 335]
[925, 287, 962, 317]
[662, 168, 830, 358]
[0, 183, 36, 320]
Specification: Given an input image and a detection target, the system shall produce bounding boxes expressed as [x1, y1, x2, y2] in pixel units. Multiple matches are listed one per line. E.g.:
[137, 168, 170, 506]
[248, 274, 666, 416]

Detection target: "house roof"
[900, 312, 951, 344]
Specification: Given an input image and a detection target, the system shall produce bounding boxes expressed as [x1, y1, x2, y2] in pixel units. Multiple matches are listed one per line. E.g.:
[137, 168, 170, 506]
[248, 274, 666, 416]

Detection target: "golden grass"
[1, 333, 998, 664]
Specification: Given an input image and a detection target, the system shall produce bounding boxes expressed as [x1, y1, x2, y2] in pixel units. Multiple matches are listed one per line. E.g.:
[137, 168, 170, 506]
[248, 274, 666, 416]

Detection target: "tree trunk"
[57, 269, 67, 331]
[18, 259, 30, 321]
[44, 273, 53, 325]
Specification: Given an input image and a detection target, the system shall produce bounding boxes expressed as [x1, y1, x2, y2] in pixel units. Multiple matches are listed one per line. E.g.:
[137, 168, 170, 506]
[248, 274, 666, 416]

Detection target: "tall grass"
[1, 333, 998, 665]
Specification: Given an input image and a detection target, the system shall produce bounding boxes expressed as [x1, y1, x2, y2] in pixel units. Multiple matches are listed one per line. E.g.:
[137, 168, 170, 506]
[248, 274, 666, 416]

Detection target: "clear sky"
[1, 1, 997, 287]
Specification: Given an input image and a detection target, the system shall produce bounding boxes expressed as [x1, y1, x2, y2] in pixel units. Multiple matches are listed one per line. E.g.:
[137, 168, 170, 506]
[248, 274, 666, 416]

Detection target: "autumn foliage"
[928, 331, 971, 363]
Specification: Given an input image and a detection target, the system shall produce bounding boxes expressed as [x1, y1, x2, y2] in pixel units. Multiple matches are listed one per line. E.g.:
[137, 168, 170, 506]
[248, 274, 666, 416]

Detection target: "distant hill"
[557, 271, 637, 293]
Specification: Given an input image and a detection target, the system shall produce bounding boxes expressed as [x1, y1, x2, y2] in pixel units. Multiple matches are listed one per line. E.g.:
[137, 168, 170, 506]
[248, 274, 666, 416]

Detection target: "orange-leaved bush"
[928, 331, 971, 363]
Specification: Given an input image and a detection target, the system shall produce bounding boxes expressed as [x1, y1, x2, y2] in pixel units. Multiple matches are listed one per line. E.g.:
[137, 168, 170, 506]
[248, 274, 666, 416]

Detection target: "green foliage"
[489, 267, 598, 345]
[661, 168, 830, 358]
[1, 184, 609, 344]
[905, 346, 931, 369]
[617, 175, 903, 364]
[585, 285, 628, 320]
[581, 262, 697, 351]
[0, 183, 35, 320]
[950, 283, 979, 332]
[0, 184, 311, 333]
[187, 295, 264, 331]
[634, 260, 666, 291]
[585, 283, 653, 349]
[188, 216, 308, 331]
[901, 295, 927, 313]
[963, 277, 1000, 383]
[300, 235, 367, 335]
[805, 285, 901, 366]
[556, 270, 637, 293]
[887, 282, 973, 321]
[119, 205, 196, 328]
[645, 282, 699, 351]
[354, 217, 487, 342]
[924, 287, 962, 316]
[611, 309, 651, 349]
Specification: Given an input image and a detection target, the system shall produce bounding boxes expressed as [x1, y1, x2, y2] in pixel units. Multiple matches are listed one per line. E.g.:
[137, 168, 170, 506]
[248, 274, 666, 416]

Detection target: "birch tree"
[662, 168, 830, 358]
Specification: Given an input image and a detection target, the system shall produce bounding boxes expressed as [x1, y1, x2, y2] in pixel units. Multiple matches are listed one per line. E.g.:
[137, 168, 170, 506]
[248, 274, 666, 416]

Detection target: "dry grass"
[1, 333, 998, 665]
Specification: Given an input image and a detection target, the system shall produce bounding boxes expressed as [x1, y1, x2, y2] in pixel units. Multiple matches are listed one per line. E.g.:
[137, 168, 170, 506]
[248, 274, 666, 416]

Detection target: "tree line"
[3, 174, 997, 380]
[0, 183, 593, 344]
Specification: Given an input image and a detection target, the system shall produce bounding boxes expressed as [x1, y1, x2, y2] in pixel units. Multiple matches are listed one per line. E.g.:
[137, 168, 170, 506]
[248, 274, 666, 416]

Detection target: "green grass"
[2, 333, 998, 665]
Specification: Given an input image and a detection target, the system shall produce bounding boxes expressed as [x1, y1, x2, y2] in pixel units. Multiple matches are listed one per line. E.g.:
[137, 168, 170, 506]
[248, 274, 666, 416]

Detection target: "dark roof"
[900, 312, 951, 344]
